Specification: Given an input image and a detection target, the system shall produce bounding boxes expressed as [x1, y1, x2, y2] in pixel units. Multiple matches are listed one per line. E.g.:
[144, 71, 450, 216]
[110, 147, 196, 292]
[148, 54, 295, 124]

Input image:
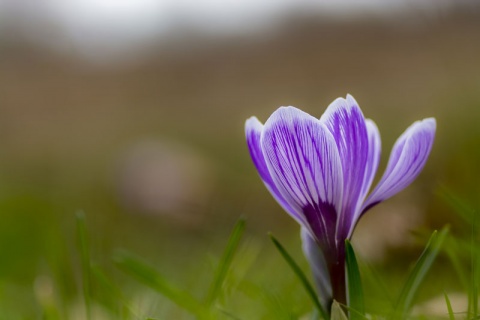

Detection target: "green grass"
[0, 185, 476, 319]
[22, 212, 462, 319]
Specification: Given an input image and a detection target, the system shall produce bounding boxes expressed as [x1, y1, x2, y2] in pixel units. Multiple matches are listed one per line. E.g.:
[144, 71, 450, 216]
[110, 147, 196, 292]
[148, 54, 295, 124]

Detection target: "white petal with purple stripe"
[245, 116, 304, 224]
[320, 95, 369, 239]
[362, 118, 436, 212]
[261, 106, 344, 245]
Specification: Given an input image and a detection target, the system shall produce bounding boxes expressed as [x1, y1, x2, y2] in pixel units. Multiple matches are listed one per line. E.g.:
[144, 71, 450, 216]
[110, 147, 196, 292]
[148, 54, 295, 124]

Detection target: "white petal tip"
[411, 117, 437, 135]
[345, 94, 358, 105]
[422, 117, 436, 129]
[245, 117, 265, 140]
[245, 116, 262, 128]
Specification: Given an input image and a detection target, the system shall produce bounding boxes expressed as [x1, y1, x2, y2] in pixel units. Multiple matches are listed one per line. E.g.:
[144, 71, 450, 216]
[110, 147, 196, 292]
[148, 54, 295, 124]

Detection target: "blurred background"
[0, 0, 479, 318]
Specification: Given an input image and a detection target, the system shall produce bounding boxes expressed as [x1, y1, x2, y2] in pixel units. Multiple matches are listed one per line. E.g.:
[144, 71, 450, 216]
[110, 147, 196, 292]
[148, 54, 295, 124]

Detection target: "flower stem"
[329, 247, 347, 308]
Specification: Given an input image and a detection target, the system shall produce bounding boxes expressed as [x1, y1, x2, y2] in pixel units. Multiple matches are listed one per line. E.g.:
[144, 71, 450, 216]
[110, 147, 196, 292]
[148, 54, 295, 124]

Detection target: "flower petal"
[245, 117, 303, 223]
[362, 118, 436, 212]
[358, 120, 381, 207]
[320, 95, 369, 238]
[301, 227, 332, 310]
[261, 106, 343, 246]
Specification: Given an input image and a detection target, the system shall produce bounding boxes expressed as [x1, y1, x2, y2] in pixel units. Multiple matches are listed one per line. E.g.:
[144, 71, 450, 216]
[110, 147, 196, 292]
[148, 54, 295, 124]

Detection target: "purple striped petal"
[301, 227, 332, 310]
[261, 106, 344, 246]
[245, 117, 304, 224]
[362, 118, 436, 212]
[359, 119, 381, 202]
[346, 119, 381, 237]
[320, 95, 369, 239]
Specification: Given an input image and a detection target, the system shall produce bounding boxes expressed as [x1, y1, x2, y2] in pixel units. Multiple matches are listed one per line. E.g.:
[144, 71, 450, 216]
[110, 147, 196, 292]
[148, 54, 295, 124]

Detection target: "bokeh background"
[0, 0, 479, 318]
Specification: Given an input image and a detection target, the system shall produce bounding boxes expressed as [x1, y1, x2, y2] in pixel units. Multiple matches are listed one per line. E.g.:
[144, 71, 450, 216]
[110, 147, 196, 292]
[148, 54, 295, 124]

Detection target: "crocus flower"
[245, 95, 435, 311]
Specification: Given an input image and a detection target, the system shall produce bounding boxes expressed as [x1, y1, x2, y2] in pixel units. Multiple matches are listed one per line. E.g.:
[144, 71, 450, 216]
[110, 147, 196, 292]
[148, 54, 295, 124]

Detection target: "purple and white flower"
[245, 94, 435, 310]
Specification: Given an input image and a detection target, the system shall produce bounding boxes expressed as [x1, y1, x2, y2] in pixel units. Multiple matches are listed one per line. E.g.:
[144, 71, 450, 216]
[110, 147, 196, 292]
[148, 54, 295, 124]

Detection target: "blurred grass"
[0, 7, 478, 318]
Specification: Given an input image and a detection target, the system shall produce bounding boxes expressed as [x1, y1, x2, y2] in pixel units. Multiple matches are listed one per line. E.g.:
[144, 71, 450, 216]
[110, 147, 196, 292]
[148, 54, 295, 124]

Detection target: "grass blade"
[114, 250, 207, 319]
[345, 240, 365, 319]
[470, 212, 478, 318]
[444, 292, 455, 320]
[444, 238, 469, 295]
[76, 211, 92, 320]
[91, 264, 136, 319]
[207, 218, 246, 305]
[438, 185, 478, 318]
[393, 226, 449, 320]
[269, 233, 329, 319]
[436, 185, 475, 224]
[331, 301, 348, 320]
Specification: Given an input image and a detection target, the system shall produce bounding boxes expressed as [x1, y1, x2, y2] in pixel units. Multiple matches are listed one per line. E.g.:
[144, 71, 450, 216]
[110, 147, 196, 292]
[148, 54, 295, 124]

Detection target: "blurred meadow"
[0, 0, 480, 318]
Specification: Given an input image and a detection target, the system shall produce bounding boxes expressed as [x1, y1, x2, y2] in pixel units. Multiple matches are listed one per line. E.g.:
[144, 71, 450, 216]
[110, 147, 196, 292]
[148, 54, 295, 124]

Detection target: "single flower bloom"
[245, 95, 435, 311]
